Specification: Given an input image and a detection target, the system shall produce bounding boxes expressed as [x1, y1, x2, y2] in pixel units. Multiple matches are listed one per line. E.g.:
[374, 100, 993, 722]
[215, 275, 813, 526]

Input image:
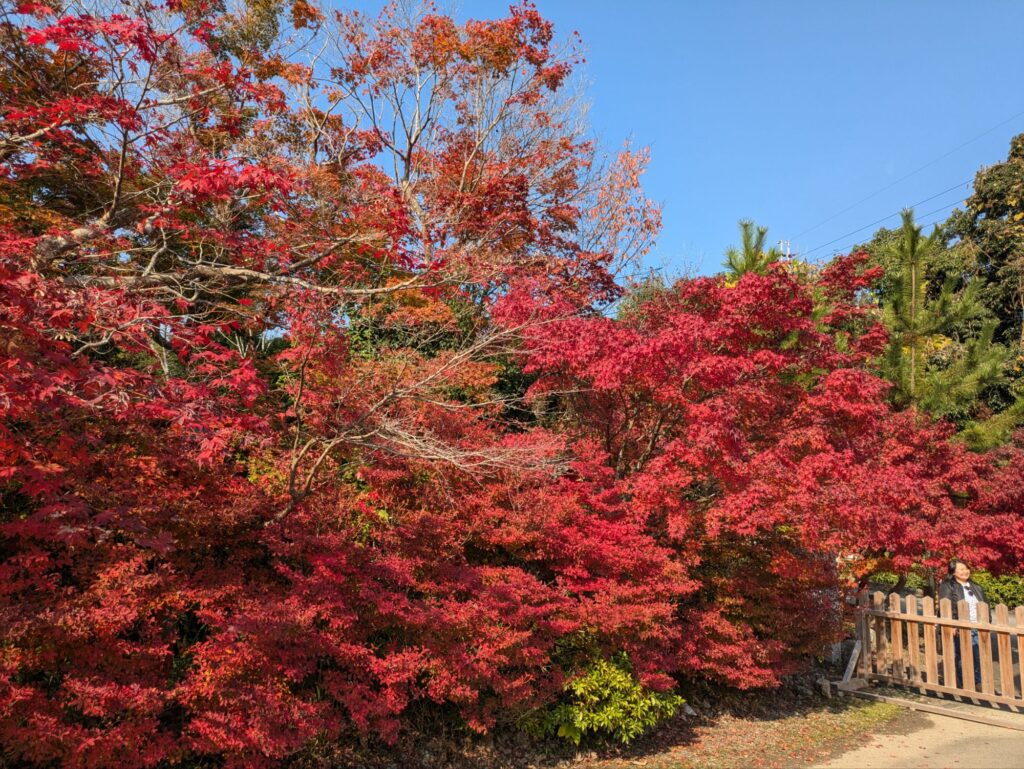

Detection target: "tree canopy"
[0, 2, 1022, 766]
[950, 133, 1024, 346]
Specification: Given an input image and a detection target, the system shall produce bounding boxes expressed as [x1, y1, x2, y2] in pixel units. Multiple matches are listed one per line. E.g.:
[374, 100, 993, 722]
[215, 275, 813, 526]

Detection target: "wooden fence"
[855, 590, 1024, 709]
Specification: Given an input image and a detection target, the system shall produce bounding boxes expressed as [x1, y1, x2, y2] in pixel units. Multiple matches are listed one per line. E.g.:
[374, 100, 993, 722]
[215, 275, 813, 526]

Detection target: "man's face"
[954, 562, 971, 582]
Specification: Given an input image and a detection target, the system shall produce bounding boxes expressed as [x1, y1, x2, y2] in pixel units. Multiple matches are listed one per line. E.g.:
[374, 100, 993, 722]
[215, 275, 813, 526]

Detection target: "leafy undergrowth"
[287, 672, 905, 769]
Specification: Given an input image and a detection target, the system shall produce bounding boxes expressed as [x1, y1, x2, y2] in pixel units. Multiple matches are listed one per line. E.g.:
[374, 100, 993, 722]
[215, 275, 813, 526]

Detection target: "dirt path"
[812, 711, 1024, 769]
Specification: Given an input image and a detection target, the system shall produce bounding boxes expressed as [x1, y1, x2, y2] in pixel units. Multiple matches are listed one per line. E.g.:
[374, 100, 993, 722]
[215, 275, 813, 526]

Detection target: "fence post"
[905, 594, 921, 685]
[1017, 607, 1024, 702]
[939, 598, 955, 688]
[957, 599, 975, 693]
[978, 602, 994, 695]
[994, 604, 1014, 698]
[873, 591, 887, 677]
[856, 590, 870, 677]
[922, 596, 937, 686]
[888, 592, 904, 681]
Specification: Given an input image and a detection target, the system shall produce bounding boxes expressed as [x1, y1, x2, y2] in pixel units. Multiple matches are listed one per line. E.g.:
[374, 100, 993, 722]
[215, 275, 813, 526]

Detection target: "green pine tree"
[723, 219, 783, 280]
[959, 395, 1024, 450]
[880, 210, 1013, 428]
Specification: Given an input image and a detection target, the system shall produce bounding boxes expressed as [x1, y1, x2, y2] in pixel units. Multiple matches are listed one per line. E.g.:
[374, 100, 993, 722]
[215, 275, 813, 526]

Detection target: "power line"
[803, 180, 971, 256]
[793, 106, 1024, 240]
[917, 201, 965, 225]
[805, 198, 967, 260]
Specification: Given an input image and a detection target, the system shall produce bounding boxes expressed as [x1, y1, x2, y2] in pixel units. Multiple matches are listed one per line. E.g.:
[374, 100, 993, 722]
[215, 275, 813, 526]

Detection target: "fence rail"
[855, 590, 1024, 709]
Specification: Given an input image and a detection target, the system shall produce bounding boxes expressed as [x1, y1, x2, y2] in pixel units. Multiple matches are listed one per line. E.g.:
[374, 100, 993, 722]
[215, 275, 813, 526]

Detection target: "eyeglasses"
[965, 587, 975, 597]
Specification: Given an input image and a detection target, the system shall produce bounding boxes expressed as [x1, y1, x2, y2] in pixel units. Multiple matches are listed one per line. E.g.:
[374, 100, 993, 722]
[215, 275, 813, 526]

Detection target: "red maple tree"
[506, 257, 1022, 686]
[0, 1, 1020, 766]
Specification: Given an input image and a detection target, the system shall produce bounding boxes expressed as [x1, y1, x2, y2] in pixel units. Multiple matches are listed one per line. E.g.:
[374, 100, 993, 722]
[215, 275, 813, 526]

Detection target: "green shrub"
[869, 571, 928, 591]
[521, 654, 683, 745]
[869, 571, 898, 587]
[971, 570, 1024, 608]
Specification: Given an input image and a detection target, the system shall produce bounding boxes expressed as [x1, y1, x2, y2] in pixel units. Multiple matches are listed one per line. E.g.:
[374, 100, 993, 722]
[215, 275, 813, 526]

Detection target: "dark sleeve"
[938, 579, 952, 603]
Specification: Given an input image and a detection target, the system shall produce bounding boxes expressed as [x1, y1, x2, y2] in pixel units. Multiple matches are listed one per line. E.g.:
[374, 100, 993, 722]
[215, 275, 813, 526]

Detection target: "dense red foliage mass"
[504, 257, 1023, 686]
[0, 1, 1020, 766]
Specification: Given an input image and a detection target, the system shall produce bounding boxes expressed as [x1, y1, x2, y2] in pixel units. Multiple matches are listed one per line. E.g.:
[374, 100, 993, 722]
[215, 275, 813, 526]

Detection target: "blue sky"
[350, 1, 1024, 276]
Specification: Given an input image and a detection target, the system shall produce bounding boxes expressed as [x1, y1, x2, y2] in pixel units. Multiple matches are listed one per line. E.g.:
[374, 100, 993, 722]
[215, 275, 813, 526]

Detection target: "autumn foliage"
[0, 1, 1021, 766]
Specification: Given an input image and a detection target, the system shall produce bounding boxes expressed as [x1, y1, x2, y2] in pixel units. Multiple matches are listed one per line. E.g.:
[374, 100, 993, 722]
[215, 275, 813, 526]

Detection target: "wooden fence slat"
[994, 604, 1014, 699]
[857, 591, 871, 678]
[1017, 607, 1024, 702]
[939, 598, 956, 688]
[873, 591, 888, 677]
[906, 595, 922, 685]
[922, 597, 938, 686]
[957, 599, 975, 693]
[978, 603, 995, 695]
[889, 592, 905, 681]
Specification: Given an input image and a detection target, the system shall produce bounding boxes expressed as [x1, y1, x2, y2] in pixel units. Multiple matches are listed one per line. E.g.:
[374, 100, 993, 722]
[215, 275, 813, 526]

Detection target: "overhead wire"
[792, 106, 1024, 241]
[802, 179, 972, 256]
[805, 201, 967, 260]
[804, 201, 966, 260]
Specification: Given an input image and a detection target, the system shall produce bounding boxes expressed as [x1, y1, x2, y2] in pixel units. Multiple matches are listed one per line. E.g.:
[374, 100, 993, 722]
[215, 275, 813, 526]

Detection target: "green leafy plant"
[869, 571, 928, 591]
[521, 654, 683, 745]
[971, 570, 1024, 608]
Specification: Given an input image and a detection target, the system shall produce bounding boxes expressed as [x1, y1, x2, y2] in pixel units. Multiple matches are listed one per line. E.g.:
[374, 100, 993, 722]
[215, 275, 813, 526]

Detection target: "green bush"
[521, 654, 683, 745]
[970, 570, 1024, 608]
[868, 571, 928, 591]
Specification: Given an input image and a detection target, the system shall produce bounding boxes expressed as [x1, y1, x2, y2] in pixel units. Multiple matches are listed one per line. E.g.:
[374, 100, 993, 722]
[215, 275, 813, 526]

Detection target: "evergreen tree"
[948, 133, 1024, 346]
[879, 210, 1015, 436]
[959, 395, 1024, 450]
[723, 219, 783, 279]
